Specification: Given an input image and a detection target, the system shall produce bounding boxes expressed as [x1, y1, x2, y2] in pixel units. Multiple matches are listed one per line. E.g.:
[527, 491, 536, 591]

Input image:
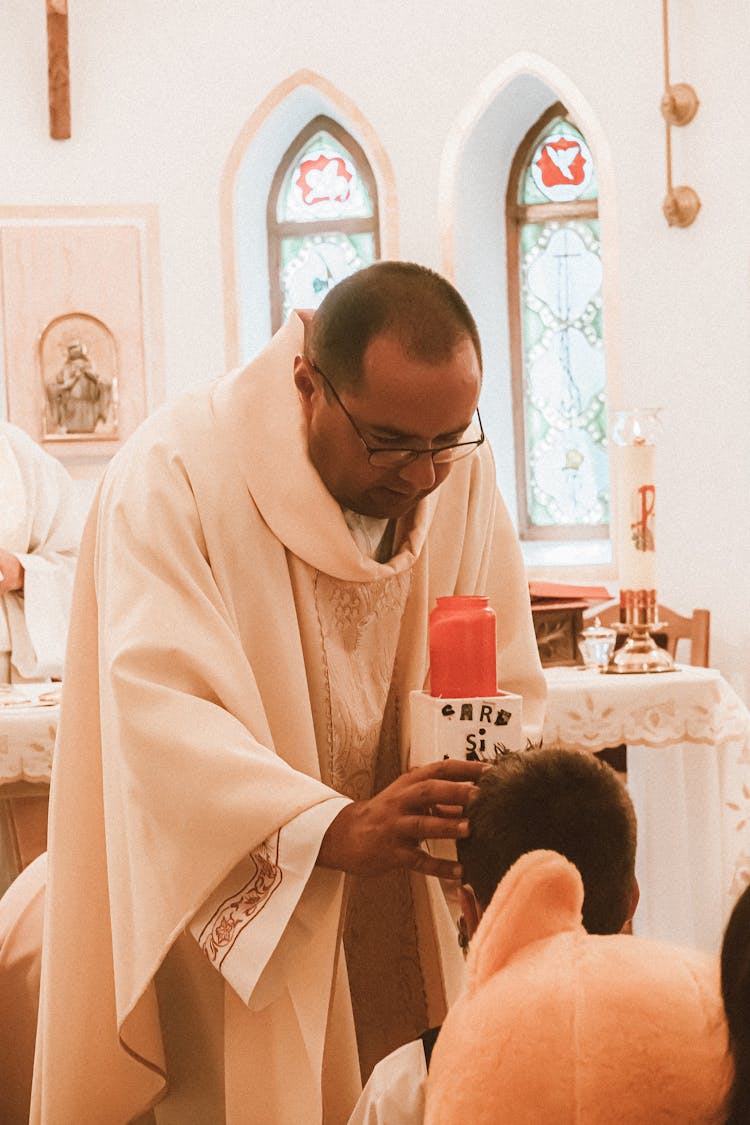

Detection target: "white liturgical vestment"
[0, 422, 80, 681]
[32, 314, 545, 1124]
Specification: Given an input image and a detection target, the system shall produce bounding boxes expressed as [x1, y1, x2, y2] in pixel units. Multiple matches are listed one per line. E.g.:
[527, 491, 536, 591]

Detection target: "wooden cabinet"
[532, 601, 588, 667]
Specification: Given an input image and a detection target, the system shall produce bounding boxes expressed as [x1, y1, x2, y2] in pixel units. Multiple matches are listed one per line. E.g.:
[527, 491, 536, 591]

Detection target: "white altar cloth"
[0, 684, 60, 787]
[0, 684, 60, 892]
[544, 665, 750, 953]
[3, 672, 748, 953]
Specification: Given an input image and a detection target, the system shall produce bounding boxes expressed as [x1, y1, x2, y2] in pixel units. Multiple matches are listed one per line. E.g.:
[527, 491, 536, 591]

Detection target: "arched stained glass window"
[267, 116, 380, 331]
[507, 103, 609, 541]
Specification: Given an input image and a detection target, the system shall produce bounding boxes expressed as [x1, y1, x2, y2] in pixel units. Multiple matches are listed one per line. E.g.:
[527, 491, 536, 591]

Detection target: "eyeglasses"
[309, 361, 485, 469]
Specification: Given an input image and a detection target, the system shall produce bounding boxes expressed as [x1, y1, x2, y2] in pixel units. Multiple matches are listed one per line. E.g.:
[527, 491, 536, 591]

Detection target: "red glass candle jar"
[429, 595, 497, 698]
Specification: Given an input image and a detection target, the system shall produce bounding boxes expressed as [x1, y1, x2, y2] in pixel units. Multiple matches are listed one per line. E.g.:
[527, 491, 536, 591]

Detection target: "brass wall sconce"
[661, 0, 700, 227]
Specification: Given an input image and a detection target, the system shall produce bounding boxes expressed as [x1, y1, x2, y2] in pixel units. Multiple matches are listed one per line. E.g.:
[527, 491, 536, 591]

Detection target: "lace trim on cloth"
[545, 674, 750, 755]
[0, 706, 58, 783]
[196, 835, 282, 969]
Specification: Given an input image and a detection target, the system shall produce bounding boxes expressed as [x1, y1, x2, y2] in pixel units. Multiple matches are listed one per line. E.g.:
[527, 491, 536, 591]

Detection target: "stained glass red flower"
[296, 154, 353, 205]
[535, 137, 587, 188]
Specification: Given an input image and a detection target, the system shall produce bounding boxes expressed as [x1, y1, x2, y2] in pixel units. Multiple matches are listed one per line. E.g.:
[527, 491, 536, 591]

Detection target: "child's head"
[457, 747, 637, 934]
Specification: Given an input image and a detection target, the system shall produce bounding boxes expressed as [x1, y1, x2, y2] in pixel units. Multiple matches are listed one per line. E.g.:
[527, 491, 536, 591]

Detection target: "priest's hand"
[316, 758, 486, 880]
[0, 548, 24, 596]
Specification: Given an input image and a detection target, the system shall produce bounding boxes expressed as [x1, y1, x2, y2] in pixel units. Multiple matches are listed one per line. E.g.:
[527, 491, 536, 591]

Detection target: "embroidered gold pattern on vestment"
[311, 568, 430, 1078]
[197, 835, 282, 968]
[313, 570, 411, 801]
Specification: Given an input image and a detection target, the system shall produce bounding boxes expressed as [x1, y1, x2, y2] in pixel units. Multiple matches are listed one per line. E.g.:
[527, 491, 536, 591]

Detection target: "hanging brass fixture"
[661, 0, 700, 227]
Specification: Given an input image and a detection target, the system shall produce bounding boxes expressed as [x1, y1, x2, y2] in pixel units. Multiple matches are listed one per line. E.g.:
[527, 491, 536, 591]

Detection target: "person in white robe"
[31, 263, 546, 1125]
[0, 421, 80, 683]
[0, 423, 81, 892]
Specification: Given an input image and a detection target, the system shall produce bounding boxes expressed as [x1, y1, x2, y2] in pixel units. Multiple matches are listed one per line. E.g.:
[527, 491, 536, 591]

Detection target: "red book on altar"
[528, 581, 612, 605]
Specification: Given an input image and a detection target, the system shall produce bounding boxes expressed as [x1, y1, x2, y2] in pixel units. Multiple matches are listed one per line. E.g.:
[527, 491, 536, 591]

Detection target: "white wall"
[1, 0, 748, 699]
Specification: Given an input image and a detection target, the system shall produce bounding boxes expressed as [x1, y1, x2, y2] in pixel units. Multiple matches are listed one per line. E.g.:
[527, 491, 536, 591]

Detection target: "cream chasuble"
[32, 314, 545, 1125]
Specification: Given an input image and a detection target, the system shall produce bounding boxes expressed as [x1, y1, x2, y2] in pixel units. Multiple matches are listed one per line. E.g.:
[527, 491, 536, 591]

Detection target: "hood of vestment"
[211, 313, 439, 582]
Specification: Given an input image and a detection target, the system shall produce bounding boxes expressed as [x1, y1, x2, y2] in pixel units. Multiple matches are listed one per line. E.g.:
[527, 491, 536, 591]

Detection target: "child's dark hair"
[457, 747, 637, 935]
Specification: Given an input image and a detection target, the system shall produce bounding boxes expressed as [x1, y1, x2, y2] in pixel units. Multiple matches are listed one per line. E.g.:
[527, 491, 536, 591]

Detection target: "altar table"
[544, 665, 750, 953]
[2, 672, 748, 954]
[0, 684, 60, 894]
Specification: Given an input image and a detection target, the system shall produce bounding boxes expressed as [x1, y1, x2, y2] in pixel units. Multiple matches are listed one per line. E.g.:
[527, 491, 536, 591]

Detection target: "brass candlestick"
[612, 589, 675, 673]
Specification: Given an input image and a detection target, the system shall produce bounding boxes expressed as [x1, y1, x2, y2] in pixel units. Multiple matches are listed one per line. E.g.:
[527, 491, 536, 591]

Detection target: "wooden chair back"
[585, 602, 710, 667]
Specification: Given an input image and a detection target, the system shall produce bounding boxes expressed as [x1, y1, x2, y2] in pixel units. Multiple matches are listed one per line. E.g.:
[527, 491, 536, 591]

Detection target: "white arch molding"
[220, 69, 399, 370]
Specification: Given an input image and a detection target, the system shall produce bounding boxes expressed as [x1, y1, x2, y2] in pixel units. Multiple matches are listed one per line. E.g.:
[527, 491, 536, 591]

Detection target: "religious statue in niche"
[47, 340, 111, 433]
[39, 312, 119, 440]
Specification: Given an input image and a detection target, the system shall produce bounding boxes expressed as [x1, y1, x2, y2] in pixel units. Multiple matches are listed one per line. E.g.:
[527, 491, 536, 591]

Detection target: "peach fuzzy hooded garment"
[425, 850, 732, 1125]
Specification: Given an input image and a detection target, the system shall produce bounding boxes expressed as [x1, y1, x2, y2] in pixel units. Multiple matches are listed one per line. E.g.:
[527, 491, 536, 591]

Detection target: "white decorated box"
[409, 689, 524, 767]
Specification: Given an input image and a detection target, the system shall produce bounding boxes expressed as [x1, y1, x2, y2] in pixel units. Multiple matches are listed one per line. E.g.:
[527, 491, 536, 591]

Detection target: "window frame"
[506, 101, 608, 542]
[266, 114, 381, 333]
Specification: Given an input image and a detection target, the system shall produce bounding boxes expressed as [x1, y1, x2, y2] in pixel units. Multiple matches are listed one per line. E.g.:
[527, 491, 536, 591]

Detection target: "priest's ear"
[292, 351, 314, 405]
[624, 877, 640, 931]
[458, 884, 483, 943]
[293, 354, 318, 417]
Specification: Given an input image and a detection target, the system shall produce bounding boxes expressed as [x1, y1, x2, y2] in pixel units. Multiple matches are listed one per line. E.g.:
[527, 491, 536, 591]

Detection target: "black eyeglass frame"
[308, 360, 485, 468]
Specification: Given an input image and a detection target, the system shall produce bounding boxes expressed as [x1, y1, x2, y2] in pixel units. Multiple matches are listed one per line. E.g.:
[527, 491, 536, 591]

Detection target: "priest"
[32, 262, 545, 1124]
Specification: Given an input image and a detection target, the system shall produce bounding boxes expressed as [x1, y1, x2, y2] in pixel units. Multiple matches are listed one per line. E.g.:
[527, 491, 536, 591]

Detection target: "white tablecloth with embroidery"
[0, 684, 60, 787]
[544, 665, 750, 953]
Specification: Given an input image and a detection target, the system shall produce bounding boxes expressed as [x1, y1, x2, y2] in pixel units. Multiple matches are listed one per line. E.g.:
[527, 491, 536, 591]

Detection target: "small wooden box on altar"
[529, 582, 611, 668]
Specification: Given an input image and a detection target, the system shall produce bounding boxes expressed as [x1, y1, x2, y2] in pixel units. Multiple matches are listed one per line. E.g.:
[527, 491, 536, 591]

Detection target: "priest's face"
[294, 333, 482, 520]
